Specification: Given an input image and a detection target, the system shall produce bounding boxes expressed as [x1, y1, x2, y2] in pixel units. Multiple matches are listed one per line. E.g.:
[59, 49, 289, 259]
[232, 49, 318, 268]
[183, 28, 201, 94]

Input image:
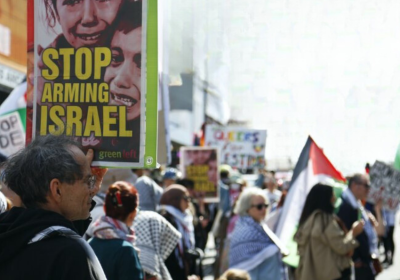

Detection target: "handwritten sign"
[368, 161, 400, 210]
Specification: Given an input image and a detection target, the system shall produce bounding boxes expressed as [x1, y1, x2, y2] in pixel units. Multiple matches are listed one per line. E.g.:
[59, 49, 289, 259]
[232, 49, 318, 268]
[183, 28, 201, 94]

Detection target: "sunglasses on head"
[251, 203, 269, 210]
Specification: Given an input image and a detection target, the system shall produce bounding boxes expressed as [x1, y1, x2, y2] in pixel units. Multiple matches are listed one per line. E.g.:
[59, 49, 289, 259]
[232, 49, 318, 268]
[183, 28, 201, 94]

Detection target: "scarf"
[163, 205, 194, 250]
[133, 211, 181, 280]
[162, 205, 195, 268]
[89, 216, 136, 243]
[229, 215, 276, 268]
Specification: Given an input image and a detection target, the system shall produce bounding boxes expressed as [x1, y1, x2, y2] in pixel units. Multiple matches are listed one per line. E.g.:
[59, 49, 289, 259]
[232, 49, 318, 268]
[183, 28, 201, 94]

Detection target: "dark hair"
[220, 171, 229, 179]
[104, 181, 138, 221]
[159, 184, 187, 211]
[115, 1, 142, 34]
[0, 153, 7, 163]
[43, 0, 58, 28]
[1, 135, 83, 208]
[205, 150, 217, 163]
[348, 173, 365, 188]
[298, 183, 334, 227]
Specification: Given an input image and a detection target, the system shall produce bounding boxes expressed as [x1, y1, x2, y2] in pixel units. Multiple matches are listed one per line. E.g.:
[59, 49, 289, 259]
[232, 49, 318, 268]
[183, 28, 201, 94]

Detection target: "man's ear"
[49, 178, 62, 202]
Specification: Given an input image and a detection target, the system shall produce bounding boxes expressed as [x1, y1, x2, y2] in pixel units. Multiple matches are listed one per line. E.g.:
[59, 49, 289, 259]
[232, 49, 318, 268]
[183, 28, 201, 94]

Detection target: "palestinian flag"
[0, 82, 27, 157]
[275, 136, 346, 266]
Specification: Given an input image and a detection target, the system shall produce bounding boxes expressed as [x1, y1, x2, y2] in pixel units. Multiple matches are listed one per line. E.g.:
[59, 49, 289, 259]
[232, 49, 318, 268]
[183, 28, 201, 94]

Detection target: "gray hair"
[234, 187, 269, 216]
[1, 134, 83, 208]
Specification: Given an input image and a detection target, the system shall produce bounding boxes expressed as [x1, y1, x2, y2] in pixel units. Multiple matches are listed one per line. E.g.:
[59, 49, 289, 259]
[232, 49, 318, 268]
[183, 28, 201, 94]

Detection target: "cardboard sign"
[368, 161, 400, 210]
[0, 112, 25, 157]
[180, 147, 219, 202]
[205, 125, 267, 169]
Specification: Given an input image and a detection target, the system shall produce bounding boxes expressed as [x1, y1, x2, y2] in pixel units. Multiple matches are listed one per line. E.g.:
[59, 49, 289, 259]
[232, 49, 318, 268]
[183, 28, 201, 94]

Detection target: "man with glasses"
[337, 173, 375, 280]
[0, 134, 107, 279]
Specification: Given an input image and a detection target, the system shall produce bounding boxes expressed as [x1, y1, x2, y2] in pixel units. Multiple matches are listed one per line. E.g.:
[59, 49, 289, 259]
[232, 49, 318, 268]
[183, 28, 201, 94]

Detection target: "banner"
[180, 147, 219, 202]
[30, 0, 158, 168]
[368, 161, 400, 210]
[204, 125, 267, 169]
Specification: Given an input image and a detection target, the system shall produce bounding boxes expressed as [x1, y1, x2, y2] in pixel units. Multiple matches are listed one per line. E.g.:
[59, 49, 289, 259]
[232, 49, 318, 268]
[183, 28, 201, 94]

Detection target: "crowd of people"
[0, 134, 398, 280]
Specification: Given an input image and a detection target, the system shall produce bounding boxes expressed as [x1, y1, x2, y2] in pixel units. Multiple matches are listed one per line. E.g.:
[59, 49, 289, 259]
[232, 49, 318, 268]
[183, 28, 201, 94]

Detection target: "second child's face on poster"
[105, 26, 142, 121]
[55, 0, 123, 48]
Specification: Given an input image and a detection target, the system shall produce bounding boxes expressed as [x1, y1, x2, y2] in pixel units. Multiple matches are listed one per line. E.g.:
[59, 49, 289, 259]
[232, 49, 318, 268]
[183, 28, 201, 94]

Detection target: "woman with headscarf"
[295, 183, 363, 280]
[133, 210, 181, 280]
[88, 181, 144, 280]
[228, 187, 282, 280]
[159, 184, 197, 280]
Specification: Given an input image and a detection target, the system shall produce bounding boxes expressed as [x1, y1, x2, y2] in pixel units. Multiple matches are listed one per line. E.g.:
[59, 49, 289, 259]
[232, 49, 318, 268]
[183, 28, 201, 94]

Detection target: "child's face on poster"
[55, 0, 123, 48]
[105, 26, 142, 121]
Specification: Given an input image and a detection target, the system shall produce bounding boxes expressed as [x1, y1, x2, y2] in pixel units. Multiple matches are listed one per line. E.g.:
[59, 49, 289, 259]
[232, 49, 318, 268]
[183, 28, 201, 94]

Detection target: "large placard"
[180, 147, 219, 202]
[205, 125, 267, 169]
[29, 0, 158, 168]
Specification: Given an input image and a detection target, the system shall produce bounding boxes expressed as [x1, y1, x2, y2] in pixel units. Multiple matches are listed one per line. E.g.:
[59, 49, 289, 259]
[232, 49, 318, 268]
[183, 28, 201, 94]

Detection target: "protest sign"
[0, 112, 25, 157]
[180, 147, 219, 202]
[29, 0, 158, 168]
[368, 161, 400, 210]
[204, 125, 267, 169]
[0, 82, 27, 158]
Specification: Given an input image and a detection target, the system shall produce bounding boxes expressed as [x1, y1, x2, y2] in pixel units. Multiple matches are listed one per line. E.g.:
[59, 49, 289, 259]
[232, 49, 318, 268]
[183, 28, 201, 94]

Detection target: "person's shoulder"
[34, 236, 90, 264]
[54, 236, 87, 254]
[158, 209, 175, 224]
[136, 175, 154, 186]
[117, 241, 139, 259]
[337, 198, 353, 211]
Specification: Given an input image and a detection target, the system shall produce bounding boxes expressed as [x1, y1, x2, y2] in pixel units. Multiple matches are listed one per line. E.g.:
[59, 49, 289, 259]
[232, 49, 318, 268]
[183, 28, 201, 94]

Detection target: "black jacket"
[337, 197, 372, 263]
[0, 207, 105, 280]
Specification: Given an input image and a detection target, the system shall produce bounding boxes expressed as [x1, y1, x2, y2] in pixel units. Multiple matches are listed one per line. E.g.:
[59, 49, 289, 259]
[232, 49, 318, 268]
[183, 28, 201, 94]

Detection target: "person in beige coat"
[295, 183, 364, 280]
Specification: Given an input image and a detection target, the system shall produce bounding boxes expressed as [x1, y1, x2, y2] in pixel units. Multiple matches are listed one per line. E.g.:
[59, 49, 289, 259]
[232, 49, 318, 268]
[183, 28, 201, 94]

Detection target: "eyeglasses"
[182, 196, 192, 202]
[251, 203, 269, 210]
[84, 175, 97, 190]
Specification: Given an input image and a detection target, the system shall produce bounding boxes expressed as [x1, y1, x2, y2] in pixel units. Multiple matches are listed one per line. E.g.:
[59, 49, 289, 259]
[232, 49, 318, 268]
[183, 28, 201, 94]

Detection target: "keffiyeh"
[229, 215, 277, 269]
[163, 205, 195, 251]
[133, 211, 181, 280]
